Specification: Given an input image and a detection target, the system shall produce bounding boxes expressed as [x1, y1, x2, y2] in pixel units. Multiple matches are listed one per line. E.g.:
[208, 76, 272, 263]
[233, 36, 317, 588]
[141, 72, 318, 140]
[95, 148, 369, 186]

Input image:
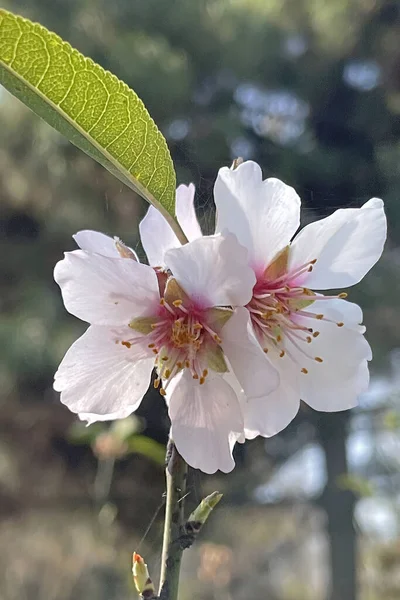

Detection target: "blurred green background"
[1, 0, 400, 599]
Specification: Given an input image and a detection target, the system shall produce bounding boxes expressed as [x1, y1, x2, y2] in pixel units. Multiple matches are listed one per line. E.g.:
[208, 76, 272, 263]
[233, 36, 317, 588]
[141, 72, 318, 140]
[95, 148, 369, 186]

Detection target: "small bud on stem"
[179, 491, 223, 549]
[132, 552, 156, 599]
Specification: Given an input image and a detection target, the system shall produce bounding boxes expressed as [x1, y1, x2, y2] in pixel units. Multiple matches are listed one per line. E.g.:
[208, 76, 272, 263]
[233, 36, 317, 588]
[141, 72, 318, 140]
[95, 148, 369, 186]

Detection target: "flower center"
[247, 252, 346, 373]
[127, 278, 230, 395]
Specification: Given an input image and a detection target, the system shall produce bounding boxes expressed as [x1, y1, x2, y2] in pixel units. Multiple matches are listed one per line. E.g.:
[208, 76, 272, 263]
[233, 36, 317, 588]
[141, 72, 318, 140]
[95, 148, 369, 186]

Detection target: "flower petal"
[54, 250, 160, 325]
[54, 325, 154, 420]
[214, 161, 301, 273]
[310, 297, 367, 335]
[139, 206, 180, 267]
[167, 370, 244, 473]
[221, 307, 280, 398]
[165, 233, 256, 308]
[242, 347, 300, 439]
[175, 183, 202, 241]
[73, 230, 138, 260]
[139, 184, 200, 267]
[288, 310, 372, 411]
[289, 198, 387, 289]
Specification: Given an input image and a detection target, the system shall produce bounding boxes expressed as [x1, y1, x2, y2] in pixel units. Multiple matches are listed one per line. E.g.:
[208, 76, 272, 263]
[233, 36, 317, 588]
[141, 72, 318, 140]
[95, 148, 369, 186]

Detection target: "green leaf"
[0, 9, 185, 239]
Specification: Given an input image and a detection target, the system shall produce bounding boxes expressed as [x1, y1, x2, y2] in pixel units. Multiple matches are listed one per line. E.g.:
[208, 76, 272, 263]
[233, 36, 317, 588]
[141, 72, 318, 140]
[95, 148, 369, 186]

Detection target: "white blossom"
[54, 226, 277, 473]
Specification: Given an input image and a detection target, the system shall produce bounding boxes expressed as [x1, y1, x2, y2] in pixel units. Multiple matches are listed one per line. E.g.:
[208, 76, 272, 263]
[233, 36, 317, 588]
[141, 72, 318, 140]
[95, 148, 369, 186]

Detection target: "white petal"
[175, 183, 202, 241]
[165, 233, 256, 308]
[288, 311, 372, 411]
[222, 307, 280, 398]
[139, 206, 180, 267]
[243, 348, 300, 439]
[54, 325, 153, 420]
[214, 161, 301, 273]
[54, 250, 160, 325]
[167, 370, 244, 474]
[73, 230, 138, 260]
[289, 198, 387, 289]
[311, 297, 367, 335]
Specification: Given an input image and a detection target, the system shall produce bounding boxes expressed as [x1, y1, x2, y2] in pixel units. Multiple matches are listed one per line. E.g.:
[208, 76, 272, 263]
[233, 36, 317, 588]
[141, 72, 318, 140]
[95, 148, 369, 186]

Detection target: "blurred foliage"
[1, 0, 400, 599]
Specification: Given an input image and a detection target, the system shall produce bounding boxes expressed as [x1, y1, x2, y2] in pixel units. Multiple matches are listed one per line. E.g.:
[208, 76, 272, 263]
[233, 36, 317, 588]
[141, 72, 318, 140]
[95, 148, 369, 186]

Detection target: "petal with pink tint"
[139, 206, 180, 267]
[242, 347, 300, 439]
[287, 311, 372, 411]
[165, 233, 256, 308]
[175, 183, 202, 241]
[54, 250, 160, 325]
[54, 325, 154, 421]
[73, 230, 138, 260]
[289, 198, 386, 289]
[222, 307, 279, 398]
[215, 161, 301, 272]
[167, 370, 244, 473]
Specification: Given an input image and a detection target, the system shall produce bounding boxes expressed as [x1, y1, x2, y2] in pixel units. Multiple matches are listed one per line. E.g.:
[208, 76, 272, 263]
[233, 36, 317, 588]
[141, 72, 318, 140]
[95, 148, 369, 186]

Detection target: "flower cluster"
[54, 161, 386, 473]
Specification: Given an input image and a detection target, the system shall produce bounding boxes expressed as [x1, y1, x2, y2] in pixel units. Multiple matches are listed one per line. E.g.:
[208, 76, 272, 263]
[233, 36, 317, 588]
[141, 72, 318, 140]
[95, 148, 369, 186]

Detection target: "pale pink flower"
[54, 224, 277, 473]
[140, 162, 387, 441]
[214, 161, 387, 438]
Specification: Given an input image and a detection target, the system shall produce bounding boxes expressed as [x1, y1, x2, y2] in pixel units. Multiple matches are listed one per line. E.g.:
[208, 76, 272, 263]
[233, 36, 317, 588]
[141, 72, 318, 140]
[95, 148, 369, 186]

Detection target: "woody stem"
[158, 437, 188, 600]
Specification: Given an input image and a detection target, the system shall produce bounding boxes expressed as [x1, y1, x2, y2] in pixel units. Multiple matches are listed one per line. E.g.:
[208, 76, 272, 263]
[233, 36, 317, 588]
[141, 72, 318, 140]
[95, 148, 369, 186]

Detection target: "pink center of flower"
[150, 300, 219, 390]
[124, 280, 229, 395]
[247, 256, 346, 373]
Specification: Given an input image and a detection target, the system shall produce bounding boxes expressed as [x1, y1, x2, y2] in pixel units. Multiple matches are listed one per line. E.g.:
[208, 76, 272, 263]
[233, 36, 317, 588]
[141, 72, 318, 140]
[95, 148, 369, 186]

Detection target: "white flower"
[139, 183, 202, 267]
[214, 160, 387, 438]
[54, 224, 278, 473]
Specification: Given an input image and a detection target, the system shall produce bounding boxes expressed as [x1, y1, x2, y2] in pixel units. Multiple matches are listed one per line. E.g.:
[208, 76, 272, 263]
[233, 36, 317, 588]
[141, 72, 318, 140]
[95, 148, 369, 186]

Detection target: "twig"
[158, 439, 188, 600]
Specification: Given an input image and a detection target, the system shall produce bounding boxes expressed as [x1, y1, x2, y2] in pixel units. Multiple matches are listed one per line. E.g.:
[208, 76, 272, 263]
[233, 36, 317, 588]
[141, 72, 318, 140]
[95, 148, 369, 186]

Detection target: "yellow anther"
[148, 343, 155, 348]
[279, 350, 285, 358]
[199, 377, 205, 385]
[185, 360, 190, 368]
[316, 314, 324, 320]
[301, 368, 308, 374]
[172, 299, 183, 307]
[160, 298, 166, 306]
[313, 331, 320, 338]
[337, 322, 344, 327]
[154, 378, 160, 389]
[203, 369, 208, 377]
[193, 373, 199, 379]
[121, 341, 131, 349]
[152, 349, 158, 354]
[315, 356, 323, 363]
[160, 388, 167, 396]
[193, 323, 203, 330]
[338, 293, 347, 299]
[177, 361, 183, 369]
[306, 336, 312, 343]
[213, 334, 222, 344]
[164, 369, 171, 378]
[276, 334, 282, 342]
[263, 347, 269, 353]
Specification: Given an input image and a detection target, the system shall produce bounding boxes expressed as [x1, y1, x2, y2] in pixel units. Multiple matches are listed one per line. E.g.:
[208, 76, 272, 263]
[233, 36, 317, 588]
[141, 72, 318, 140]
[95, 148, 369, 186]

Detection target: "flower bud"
[132, 552, 156, 599]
